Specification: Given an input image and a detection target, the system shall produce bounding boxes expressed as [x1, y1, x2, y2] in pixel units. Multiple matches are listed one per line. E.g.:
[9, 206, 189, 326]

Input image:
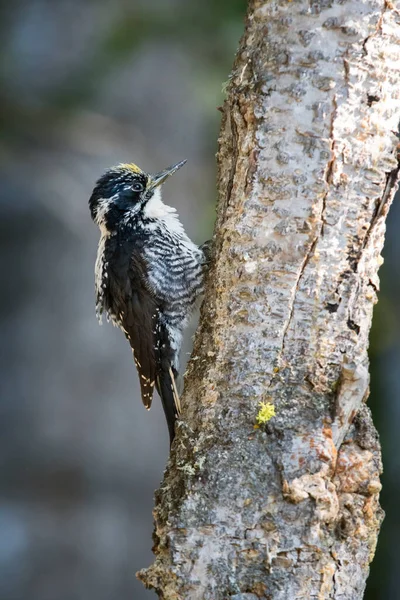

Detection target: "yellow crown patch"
[118, 162, 143, 174]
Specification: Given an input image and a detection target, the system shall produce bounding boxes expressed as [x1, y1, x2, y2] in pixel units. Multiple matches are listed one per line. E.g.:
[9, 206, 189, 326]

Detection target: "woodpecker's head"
[89, 160, 186, 231]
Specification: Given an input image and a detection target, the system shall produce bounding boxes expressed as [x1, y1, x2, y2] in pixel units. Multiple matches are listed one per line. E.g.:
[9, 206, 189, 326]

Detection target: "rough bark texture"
[139, 1, 400, 598]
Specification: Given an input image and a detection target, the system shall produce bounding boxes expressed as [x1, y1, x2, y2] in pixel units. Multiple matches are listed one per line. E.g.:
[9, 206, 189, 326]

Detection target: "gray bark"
[139, 1, 400, 598]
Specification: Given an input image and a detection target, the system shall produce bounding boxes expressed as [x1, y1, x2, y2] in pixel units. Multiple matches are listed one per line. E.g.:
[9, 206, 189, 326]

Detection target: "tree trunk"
[139, 1, 400, 598]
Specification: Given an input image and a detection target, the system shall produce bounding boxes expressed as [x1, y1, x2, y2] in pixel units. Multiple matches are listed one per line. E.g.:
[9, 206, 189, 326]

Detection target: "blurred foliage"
[0, 0, 246, 138]
[367, 195, 400, 600]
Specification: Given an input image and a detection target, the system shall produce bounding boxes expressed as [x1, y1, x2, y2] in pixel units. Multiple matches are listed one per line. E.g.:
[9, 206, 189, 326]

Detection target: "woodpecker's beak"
[149, 160, 187, 190]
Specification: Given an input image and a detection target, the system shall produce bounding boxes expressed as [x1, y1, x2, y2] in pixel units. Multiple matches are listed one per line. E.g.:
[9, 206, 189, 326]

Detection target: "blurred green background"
[0, 1, 397, 598]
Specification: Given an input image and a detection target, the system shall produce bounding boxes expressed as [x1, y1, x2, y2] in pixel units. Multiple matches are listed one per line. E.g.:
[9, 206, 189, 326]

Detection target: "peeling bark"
[139, 1, 400, 598]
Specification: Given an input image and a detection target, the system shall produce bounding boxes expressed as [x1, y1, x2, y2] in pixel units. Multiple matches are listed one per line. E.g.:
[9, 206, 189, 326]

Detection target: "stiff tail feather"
[156, 367, 181, 445]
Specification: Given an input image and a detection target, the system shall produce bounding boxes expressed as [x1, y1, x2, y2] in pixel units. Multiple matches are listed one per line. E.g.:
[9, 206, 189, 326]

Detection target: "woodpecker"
[89, 160, 209, 443]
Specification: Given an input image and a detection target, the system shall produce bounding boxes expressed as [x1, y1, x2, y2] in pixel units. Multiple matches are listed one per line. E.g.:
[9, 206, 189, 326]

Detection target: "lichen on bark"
[139, 1, 400, 598]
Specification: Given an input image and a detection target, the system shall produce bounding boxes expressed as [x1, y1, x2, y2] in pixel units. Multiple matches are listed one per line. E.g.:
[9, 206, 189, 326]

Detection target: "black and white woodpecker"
[89, 160, 209, 443]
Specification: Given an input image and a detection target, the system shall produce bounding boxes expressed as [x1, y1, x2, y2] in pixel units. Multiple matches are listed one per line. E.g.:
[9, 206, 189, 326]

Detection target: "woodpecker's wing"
[124, 291, 158, 409]
[123, 253, 159, 409]
[105, 248, 157, 409]
[108, 247, 179, 442]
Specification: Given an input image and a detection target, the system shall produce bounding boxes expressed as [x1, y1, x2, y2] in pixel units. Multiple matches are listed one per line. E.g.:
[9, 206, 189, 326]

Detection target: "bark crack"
[362, 0, 391, 56]
[280, 234, 319, 356]
[365, 161, 400, 240]
[226, 106, 240, 212]
[280, 90, 337, 356]
[354, 157, 400, 272]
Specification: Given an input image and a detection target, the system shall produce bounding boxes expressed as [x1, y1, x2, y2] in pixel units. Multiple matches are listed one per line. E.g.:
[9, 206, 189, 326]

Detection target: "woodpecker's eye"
[132, 182, 144, 192]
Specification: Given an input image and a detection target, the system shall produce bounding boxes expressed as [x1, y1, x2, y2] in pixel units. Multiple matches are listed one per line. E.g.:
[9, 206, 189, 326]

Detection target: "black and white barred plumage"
[89, 160, 208, 443]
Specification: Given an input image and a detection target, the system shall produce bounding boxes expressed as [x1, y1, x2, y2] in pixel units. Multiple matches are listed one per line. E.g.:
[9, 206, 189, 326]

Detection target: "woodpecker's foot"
[200, 239, 213, 265]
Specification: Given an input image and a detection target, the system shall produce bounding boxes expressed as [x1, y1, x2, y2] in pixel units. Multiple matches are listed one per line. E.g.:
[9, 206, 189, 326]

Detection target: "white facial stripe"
[94, 195, 118, 232]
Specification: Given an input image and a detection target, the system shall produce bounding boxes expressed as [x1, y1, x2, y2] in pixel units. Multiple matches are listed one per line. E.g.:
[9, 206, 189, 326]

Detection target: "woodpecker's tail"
[156, 366, 181, 445]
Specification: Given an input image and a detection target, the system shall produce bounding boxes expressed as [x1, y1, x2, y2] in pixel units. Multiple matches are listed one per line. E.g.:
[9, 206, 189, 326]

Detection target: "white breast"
[143, 188, 187, 237]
